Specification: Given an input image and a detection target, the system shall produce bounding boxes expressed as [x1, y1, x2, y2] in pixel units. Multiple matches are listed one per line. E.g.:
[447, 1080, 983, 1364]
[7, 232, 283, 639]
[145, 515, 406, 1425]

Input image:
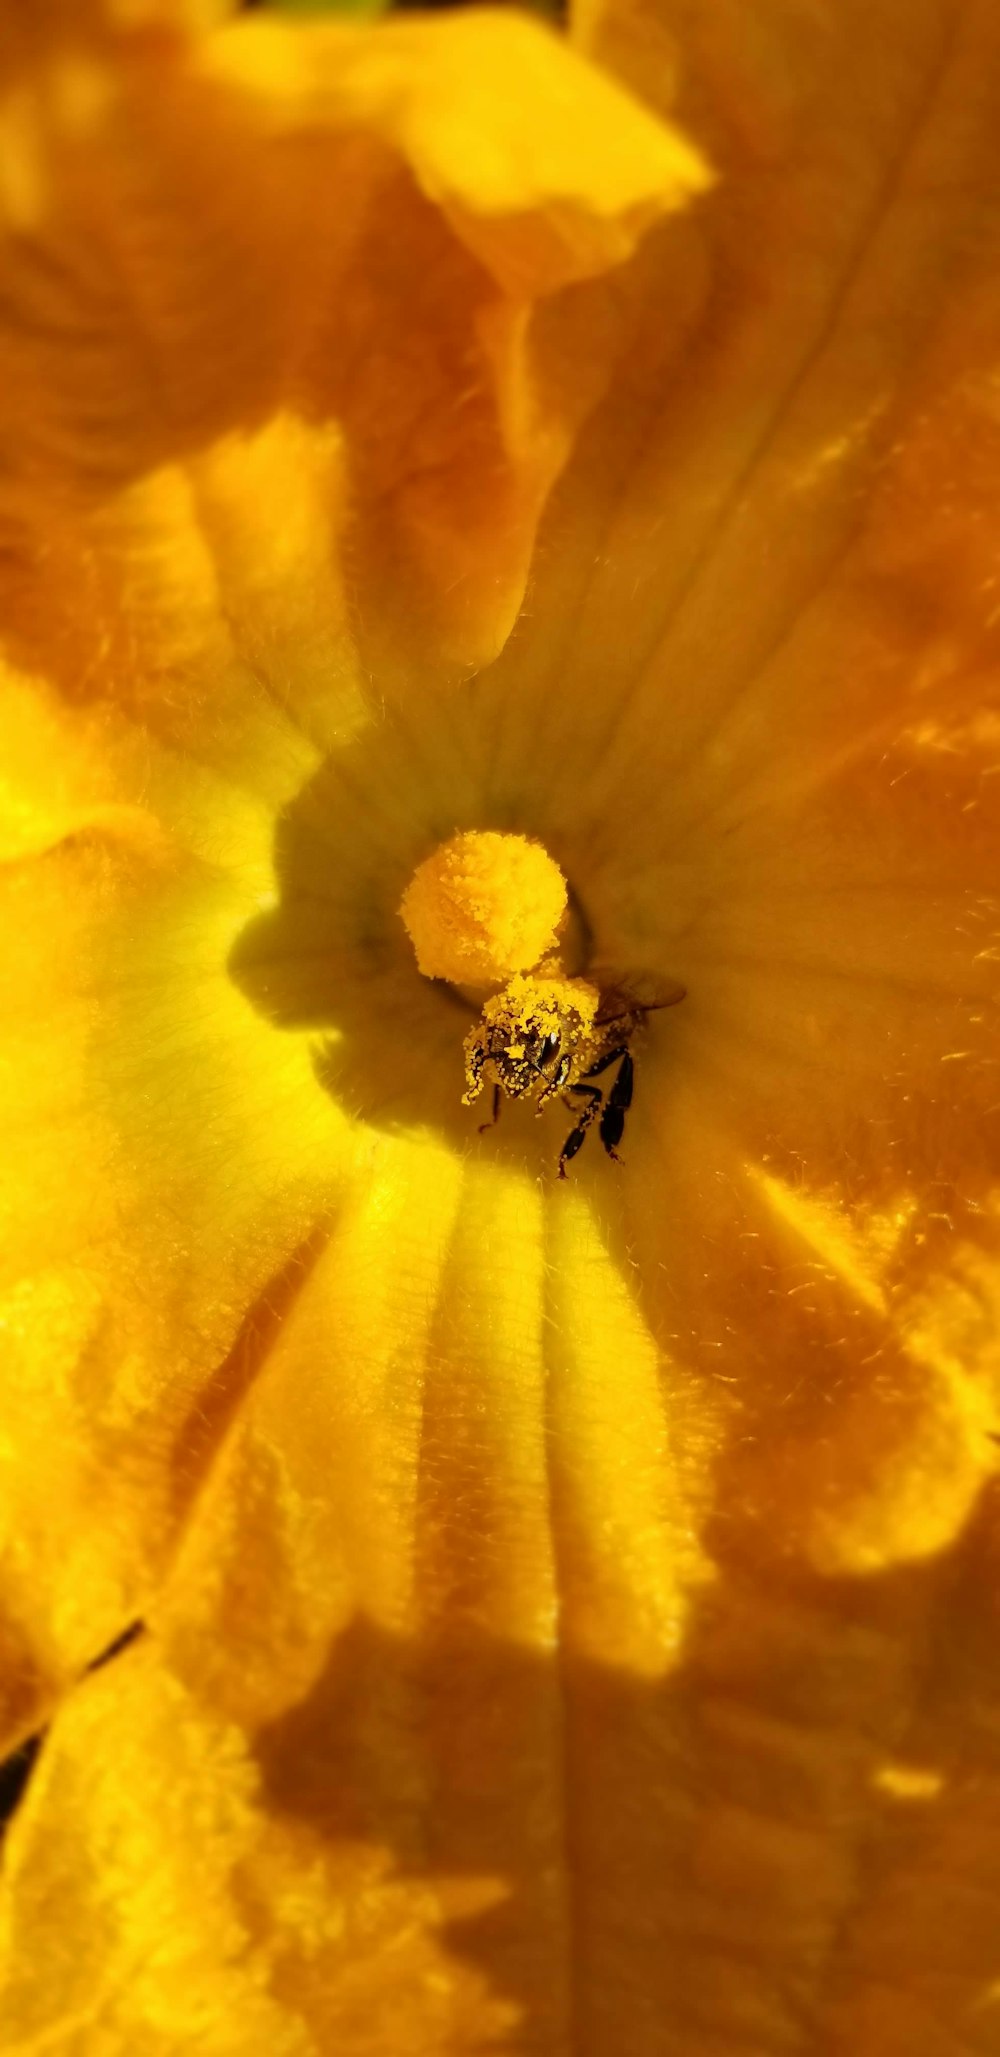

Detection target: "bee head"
[461, 972, 599, 1106]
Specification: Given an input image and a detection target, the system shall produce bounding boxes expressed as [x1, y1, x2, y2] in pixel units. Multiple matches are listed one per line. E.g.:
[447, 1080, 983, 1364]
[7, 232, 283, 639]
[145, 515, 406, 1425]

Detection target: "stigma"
[399, 829, 568, 987]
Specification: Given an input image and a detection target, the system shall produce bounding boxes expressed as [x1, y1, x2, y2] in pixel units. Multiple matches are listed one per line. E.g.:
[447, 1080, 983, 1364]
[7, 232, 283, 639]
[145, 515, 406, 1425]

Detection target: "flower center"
[399, 830, 568, 987]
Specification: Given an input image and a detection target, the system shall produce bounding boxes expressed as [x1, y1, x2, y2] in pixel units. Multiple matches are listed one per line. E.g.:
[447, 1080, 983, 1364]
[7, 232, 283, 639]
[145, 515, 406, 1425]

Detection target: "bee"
[462, 966, 685, 1177]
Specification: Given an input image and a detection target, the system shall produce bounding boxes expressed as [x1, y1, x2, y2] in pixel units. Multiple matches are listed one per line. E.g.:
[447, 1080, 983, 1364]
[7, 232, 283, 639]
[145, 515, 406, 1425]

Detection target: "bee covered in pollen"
[462, 967, 685, 1177]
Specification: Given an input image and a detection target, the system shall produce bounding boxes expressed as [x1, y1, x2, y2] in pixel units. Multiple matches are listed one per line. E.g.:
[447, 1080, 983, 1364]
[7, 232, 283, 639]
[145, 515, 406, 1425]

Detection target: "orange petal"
[0, 1162, 713, 2047]
[0, 6, 705, 703]
[0, 6, 703, 1725]
[2, 1170, 1000, 2050]
[2, 0, 1000, 2050]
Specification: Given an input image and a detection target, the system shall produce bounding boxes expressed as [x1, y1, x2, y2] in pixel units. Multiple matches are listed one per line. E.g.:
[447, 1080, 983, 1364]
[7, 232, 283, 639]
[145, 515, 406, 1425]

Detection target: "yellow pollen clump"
[476, 973, 599, 1054]
[399, 830, 568, 985]
[462, 973, 600, 1105]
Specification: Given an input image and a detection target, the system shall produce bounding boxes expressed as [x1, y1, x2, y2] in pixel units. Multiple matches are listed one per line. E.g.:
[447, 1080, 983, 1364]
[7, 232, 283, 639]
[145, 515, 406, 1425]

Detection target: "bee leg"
[579, 1043, 629, 1081]
[599, 1105, 625, 1160]
[462, 1041, 487, 1109]
[478, 1083, 502, 1133]
[558, 1082, 603, 1177]
[558, 1123, 589, 1178]
[610, 1051, 634, 1109]
[599, 1053, 634, 1163]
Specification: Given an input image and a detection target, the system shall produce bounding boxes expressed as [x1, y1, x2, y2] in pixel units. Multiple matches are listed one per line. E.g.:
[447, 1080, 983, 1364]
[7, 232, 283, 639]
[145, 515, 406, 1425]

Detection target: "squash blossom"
[2, 0, 1000, 2048]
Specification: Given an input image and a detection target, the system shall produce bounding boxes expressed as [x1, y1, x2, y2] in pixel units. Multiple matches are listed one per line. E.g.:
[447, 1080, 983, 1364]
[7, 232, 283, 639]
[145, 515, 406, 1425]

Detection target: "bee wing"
[592, 968, 686, 1022]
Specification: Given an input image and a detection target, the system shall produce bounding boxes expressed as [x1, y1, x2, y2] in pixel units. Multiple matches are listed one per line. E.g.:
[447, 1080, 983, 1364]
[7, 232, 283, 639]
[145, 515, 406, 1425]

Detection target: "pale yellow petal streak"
[160, 1146, 465, 1705]
[544, 1184, 709, 1670]
[542, 1185, 714, 2043]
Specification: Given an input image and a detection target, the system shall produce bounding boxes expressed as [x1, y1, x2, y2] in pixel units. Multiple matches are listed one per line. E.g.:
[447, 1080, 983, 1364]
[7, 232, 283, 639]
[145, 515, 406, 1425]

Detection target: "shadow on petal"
[243, 1489, 1000, 2052]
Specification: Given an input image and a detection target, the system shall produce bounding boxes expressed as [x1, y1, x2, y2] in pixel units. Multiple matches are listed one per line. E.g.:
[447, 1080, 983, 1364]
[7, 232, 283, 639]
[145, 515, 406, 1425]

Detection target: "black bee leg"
[478, 1083, 502, 1133]
[558, 1123, 589, 1178]
[558, 1082, 603, 1178]
[599, 1051, 634, 1163]
[599, 1106, 625, 1159]
[579, 1043, 629, 1081]
[610, 1051, 634, 1109]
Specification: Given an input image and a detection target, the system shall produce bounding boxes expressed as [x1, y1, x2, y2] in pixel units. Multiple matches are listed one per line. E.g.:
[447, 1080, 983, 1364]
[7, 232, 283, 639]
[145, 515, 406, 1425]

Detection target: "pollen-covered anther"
[399, 830, 568, 986]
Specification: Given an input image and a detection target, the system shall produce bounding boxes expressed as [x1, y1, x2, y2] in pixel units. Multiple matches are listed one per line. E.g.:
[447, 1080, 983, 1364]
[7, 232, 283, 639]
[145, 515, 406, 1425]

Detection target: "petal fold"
[0, 5, 706, 690]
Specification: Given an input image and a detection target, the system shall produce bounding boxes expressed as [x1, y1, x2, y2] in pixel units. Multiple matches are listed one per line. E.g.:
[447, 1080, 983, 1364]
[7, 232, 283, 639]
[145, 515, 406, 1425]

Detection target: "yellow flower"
[1, 0, 999, 2049]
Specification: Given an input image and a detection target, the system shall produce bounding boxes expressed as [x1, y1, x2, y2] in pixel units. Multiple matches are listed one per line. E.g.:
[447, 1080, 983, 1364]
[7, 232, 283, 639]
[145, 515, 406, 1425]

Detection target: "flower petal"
[3, 1162, 1000, 2052]
[0, 623, 362, 1737]
[0, 0, 704, 1731]
[2, 0, 1000, 2048]
[0, 1157, 713, 2048]
[477, 0, 1000, 1585]
[0, 5, 705, 697]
